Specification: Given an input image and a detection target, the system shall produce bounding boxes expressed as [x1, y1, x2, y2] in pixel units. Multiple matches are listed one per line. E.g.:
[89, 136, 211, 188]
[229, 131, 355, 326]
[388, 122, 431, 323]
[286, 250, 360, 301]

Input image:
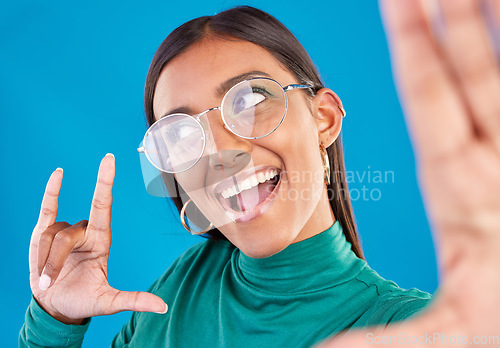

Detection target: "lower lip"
[219, 173, 282, 223]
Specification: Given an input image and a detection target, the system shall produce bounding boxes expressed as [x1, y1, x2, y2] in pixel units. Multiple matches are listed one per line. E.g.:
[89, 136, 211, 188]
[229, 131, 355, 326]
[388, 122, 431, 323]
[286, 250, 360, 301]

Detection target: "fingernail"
[55, 168, 63, 174]
[154, 303, 168, 314]
[106, 153, 114, 159]
[39, 274, 51, 291]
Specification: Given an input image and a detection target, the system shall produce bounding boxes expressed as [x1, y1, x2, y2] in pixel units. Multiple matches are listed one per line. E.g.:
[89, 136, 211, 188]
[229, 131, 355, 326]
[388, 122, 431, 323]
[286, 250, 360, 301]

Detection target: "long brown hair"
[143, 6, 364, 259]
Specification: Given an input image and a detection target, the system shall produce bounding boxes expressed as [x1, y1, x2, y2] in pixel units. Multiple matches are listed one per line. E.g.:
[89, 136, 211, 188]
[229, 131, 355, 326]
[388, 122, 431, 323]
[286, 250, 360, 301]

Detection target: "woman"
[20, 1, 500, 347]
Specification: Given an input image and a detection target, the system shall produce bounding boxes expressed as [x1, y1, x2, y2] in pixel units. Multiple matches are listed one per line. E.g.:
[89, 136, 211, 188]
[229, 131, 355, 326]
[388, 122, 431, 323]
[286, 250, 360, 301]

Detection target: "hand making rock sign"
[29, 154, 168, 326]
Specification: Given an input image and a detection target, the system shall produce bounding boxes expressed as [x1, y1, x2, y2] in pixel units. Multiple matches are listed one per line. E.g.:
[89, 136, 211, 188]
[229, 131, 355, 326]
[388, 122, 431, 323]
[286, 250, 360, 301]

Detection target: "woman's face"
[153, 38, 340, 258]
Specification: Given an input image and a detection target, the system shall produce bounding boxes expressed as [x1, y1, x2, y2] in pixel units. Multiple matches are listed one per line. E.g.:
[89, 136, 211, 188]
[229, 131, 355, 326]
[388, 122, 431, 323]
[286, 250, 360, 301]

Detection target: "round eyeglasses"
[137, 77, 344, 174]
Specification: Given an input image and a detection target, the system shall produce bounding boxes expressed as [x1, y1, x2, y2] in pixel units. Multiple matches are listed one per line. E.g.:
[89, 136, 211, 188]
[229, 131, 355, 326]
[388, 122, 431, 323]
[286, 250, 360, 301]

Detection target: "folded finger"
[88, 154, 115, 235]
[38, 220, 88, 291]
[37, 221, 71, 276]
[439, 0, 500, 150]
[379, 0, 473, 163]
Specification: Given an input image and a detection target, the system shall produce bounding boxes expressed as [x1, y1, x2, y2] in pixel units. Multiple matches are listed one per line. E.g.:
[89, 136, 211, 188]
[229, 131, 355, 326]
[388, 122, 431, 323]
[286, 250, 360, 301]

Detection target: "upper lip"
[213, 165, 281, 197]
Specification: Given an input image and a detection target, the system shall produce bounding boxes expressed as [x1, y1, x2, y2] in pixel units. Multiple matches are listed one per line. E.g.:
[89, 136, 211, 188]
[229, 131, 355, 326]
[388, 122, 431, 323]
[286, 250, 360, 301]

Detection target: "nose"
[201, 109, 251, 172]
[209, 149, 251, 170]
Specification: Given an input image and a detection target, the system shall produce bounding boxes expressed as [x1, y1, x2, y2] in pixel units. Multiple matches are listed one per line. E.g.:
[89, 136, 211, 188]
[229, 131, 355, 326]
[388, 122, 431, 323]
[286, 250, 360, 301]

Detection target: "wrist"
[50, 312, 85, 325]
[34, 297, 85, 325]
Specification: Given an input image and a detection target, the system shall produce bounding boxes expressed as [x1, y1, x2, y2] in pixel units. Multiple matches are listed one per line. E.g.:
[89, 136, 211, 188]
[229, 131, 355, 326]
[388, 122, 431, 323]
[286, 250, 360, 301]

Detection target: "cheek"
[174, 162, 206, 194]
[175, 171, 232, 230]
[175, 167, 211, 215]
[267, 102, 325, 200]
[276, 102, 322, 171]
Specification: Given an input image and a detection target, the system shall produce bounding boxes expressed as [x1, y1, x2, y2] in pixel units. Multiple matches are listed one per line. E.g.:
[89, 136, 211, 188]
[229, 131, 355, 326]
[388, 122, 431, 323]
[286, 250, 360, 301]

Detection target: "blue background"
[1, 1, 437, 346]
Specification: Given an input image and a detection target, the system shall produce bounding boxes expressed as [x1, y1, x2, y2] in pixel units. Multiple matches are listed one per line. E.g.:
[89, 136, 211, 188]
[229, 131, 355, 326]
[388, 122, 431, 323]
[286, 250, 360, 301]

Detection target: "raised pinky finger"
[36, 168, 64, 232]
[30, 168, 64, 274]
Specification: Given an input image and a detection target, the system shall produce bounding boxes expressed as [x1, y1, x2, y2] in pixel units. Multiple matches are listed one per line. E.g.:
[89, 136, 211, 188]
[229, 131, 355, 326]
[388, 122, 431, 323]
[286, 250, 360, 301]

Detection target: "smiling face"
[153, 37, 341, 258]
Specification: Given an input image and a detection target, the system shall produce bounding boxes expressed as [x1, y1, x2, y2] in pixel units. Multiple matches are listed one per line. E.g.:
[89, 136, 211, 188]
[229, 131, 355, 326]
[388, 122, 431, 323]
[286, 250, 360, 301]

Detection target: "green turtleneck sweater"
[20, 221, 432, 347]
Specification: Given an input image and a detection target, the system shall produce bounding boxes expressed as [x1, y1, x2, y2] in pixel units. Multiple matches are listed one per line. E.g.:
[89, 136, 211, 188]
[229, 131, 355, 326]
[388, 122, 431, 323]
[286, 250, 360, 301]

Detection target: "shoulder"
[365, 287, 432, 323]
[148, 238, 236, 293]
[352, 266, 433, 327]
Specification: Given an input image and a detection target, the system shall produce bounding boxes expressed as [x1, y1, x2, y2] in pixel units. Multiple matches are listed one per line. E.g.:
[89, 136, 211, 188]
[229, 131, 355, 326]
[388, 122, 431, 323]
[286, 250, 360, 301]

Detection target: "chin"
[234, 233, 292, 259]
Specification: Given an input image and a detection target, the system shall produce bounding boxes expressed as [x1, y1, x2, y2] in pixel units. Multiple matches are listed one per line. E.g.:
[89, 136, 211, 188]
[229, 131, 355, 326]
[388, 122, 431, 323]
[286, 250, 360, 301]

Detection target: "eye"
[166, 122, 200, 144]
[178, 125, 199, 141]
[232, 87, 268, 115]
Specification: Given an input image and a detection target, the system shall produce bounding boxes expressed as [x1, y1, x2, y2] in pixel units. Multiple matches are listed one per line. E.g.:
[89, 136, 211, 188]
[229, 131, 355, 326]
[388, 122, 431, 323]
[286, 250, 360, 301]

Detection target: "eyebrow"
[215, 70, 271, 97]
[160, 70, 272, 119]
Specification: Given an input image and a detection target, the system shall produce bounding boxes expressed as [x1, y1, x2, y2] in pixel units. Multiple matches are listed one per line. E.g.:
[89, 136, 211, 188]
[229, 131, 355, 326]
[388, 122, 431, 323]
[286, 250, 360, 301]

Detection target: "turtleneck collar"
[234, 220, 366, 294]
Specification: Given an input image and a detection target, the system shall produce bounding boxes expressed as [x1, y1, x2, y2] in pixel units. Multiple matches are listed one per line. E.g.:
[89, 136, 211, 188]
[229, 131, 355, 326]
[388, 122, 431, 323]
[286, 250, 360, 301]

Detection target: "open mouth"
[214, 167, 282, 222]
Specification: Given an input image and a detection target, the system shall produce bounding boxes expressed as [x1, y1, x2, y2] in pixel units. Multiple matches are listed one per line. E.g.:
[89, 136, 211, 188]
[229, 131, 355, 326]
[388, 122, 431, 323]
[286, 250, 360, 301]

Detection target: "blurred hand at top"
[320, 0, 500, 346]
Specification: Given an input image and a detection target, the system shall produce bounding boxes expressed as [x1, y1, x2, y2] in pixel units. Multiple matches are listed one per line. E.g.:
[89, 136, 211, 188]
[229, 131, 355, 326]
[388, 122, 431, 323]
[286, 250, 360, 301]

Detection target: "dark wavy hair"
[143, 6, 364, 259]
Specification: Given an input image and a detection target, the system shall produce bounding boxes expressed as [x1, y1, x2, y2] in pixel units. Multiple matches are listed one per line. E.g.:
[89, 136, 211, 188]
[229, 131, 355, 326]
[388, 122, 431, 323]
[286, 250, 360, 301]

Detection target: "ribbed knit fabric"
[20, 221, 432, 347]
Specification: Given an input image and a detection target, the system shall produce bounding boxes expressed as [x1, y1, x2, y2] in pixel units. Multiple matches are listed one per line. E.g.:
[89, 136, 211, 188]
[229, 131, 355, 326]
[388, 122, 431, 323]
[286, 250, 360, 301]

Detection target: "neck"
[293, 186, 335, 244]
[236, 218, 364, 293]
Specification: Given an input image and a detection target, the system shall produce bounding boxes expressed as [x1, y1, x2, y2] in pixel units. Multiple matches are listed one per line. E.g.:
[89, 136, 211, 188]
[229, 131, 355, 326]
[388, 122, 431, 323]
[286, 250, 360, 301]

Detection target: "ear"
[312, 88, 345, 147]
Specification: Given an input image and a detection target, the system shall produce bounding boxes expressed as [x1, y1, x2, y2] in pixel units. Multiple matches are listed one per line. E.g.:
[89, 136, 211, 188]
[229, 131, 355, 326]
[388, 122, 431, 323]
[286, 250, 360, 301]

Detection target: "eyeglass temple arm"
[283, 84, 310, 92]
[137, 145, 145, 153]
[283, 84, 347, 117]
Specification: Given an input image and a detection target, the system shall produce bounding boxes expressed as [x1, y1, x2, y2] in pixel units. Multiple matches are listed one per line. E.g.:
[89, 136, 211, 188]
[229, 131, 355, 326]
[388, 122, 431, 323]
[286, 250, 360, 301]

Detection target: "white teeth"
[220, 169, 279, 199]
[241, 180, 252, 191]
[250, 175, 259, 187]
[257, 172, 266, 182]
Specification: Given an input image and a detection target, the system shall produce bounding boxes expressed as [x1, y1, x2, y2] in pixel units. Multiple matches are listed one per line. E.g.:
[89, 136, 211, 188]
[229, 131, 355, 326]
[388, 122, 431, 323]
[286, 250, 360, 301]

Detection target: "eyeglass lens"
[143, 78, 287, 173]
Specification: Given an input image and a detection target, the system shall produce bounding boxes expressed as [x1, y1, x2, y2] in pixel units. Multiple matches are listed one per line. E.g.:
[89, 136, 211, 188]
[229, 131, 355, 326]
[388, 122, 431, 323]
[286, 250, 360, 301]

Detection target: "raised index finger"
[88, 153, 115, 234]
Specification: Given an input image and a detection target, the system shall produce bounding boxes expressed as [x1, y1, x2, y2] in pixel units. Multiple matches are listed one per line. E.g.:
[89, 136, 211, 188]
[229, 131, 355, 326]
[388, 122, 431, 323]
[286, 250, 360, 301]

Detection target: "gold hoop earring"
[320, 144, 331, 186]
[339, 106, 347, 117]
[180, 198, 214, 235]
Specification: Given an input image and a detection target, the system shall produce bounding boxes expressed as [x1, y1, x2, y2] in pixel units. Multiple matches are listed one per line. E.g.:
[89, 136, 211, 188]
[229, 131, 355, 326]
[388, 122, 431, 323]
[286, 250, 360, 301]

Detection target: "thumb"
[102, 288, 168, 315]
